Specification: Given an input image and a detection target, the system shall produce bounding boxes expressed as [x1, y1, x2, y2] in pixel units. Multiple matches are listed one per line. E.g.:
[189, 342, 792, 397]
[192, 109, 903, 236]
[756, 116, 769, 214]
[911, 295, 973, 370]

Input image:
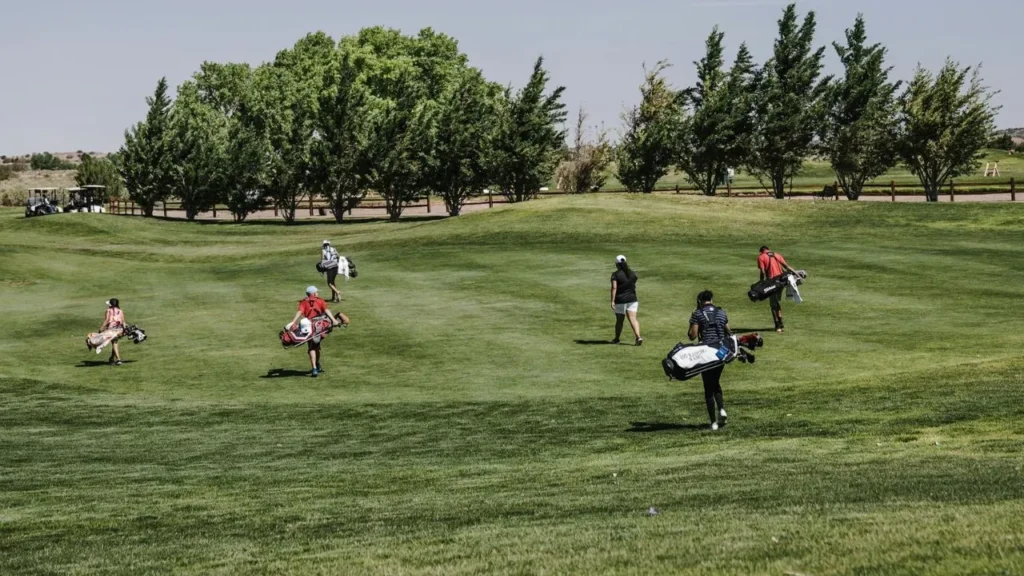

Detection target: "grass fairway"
[2, 197, 1024, 575]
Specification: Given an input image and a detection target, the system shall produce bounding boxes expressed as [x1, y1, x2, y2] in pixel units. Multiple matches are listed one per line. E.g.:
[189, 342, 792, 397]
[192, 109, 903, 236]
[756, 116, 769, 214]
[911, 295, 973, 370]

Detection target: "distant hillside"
[0, 151, 109, 165]
[1001, 127, 1024, 140]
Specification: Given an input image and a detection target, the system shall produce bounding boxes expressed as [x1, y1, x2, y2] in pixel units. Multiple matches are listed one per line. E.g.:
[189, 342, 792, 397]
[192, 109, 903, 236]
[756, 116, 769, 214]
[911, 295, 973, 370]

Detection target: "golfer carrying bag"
[688, 290, 731, 431]
[757, 246, 797, 333]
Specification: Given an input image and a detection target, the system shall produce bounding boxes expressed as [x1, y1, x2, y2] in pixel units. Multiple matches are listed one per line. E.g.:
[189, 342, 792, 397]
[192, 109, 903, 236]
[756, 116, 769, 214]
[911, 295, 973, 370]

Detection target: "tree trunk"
[772, 174, 787, 200]
[143, 203, 155, 217]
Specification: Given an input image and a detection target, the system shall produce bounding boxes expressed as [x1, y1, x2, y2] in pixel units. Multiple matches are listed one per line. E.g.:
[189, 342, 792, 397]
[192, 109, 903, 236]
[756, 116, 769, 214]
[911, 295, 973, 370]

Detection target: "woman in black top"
[610, 255, 643, 346]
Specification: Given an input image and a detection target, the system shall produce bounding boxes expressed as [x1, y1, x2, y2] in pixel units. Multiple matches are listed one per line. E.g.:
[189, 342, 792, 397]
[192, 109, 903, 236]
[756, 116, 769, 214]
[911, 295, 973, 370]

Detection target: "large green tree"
[119, 77, 175, 217]
[423, 67, 500, 216]
[821, 15, 901, 200]
[170, 81, 227, 220]
[74, 154, 124, 201]
[248, 33, 337, 223]
[747, 4, 830, 199]
[897, 60, 998, 202]
[616, 61, 681, 194]
[490, 57, 567, 203]
[193, 62, 265, 221]
[312, 49, 373, 223]
[676, 30, 756, 196]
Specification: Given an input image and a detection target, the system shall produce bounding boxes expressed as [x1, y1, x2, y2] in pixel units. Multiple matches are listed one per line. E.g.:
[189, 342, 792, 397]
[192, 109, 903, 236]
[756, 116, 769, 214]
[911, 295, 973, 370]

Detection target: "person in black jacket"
[688, 290, 731, 430]
[610, 255, 643, 346]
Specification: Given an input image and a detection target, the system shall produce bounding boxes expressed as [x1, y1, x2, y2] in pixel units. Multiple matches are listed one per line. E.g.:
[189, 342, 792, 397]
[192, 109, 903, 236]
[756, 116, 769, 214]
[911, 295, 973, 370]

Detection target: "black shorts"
[307, 335, 322, 351]
[326, 266, 339, 285]
[769, 291, 782, 311]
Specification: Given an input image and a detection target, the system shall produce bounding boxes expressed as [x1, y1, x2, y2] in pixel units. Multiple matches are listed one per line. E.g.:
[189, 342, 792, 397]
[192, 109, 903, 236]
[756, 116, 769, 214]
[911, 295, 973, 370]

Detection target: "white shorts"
[614, 301, 639, 315]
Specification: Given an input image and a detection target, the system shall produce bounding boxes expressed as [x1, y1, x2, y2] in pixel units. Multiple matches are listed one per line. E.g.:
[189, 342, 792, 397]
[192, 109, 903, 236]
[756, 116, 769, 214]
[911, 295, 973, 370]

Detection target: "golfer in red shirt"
[758, 246, 796, 333]
[288, 286, 347, 377]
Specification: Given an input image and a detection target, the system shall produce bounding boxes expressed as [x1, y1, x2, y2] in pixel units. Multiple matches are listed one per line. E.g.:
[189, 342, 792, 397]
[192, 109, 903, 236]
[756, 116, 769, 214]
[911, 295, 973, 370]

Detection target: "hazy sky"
[1, 0, 1020, 155]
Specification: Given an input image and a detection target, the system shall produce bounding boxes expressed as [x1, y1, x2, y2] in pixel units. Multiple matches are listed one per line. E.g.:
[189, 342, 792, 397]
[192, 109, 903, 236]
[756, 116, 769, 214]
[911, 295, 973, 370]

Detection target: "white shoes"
[720, 409, 728, 424]
[711, 422, 719, 431]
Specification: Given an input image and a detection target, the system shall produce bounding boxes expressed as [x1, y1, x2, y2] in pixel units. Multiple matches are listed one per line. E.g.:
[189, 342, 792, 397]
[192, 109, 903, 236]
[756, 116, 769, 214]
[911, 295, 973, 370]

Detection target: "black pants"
[701, 366, 725, 424]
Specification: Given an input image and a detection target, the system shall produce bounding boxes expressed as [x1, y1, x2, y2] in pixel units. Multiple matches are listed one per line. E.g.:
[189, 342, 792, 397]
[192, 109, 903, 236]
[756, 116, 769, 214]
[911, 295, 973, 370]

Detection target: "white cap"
[306, 286, 318, 295]
[323, 240, 330, 245]
[616, 255, 627, 264]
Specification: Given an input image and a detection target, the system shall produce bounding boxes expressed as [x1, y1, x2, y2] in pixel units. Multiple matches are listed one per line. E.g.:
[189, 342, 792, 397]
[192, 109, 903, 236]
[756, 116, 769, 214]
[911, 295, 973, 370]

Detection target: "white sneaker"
[711, 422, 719, 431]
[720, 409, 728, 424]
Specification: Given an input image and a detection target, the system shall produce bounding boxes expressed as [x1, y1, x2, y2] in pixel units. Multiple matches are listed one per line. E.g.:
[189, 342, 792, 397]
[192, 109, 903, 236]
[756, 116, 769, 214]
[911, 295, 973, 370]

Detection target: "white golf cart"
[24, 188, 64, 218]
[64, 186, 107, 213]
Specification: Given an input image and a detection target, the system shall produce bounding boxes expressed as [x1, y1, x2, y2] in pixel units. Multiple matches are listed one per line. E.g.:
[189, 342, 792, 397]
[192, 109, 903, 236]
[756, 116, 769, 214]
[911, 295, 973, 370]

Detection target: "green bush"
[0, 164, 12, 182]
[30, 152, 76, 171]
[0, 188, 29, 207]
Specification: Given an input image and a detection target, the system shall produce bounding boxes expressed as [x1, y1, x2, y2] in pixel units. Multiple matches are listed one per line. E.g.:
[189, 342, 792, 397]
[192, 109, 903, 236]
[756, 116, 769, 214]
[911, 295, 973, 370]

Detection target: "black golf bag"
[661, 333, 762, 382]
[748, 270, 808, 302]
[748, 275, 788, 302]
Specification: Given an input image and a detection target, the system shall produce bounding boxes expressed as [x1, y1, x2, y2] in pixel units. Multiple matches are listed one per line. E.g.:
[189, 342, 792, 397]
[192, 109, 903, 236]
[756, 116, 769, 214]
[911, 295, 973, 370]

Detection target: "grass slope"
[1, 197, 1023, 575]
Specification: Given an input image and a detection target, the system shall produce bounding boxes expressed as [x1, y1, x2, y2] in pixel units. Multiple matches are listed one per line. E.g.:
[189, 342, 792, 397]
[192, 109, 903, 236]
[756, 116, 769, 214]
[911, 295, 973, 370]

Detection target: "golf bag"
[316, 257, 357, 279]
[86, 324, 147, 354]
[748, 270, 807, 302]
[661, 333, 763, 382]
[279, 314, 345, 348]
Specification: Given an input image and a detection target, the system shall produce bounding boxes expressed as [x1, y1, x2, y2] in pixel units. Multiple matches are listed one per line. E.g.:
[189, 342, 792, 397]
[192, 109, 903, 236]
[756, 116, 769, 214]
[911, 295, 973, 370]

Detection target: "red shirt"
[758, 251, 788, 278]
[298, 296, 328, 319]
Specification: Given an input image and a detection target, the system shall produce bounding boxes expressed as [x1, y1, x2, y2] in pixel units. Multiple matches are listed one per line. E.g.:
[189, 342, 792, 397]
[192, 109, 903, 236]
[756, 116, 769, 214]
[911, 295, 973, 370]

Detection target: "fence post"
[834, 180, 839, 201]
[213, 203, 217, 218]
[309, 195, 314, 217]
[675, 184, 679, 195]
[427, 195, 431, 214]
[891, 181, 896, 203]
[163, 201, 167, 218]
[726, 180, 732, 197]
[488, 189, 493, 208]
[273, 205, 278, 217]
[1011, 178, 1016, 202]
[131, 201, 135, 216]
[950, 180, 955, 202]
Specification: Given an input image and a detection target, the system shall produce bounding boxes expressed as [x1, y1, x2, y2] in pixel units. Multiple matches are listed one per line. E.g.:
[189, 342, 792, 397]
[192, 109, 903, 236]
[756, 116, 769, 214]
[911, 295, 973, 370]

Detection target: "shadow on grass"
[730, 328, 777, 334]
[628, 422, 708, 433]
[261, 368, 311, 379]
[76, 360, 136, 368]
[574, 339, 618, 345]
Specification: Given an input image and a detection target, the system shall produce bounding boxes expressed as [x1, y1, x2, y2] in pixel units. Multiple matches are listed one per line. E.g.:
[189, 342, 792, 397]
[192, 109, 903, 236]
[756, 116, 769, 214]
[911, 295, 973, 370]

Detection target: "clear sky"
[1, 0, 1020, 155]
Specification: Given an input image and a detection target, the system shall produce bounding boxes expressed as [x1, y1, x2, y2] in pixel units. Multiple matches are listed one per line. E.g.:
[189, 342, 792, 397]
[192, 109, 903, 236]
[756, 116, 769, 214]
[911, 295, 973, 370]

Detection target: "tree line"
[118, 27, 565, 222]
[614, 5, 999, 202]
[118, 6, 1001, 220]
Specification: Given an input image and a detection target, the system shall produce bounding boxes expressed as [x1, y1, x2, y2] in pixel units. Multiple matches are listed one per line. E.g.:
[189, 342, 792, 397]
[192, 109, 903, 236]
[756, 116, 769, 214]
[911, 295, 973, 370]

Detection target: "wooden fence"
[107, 178, 1019, 219]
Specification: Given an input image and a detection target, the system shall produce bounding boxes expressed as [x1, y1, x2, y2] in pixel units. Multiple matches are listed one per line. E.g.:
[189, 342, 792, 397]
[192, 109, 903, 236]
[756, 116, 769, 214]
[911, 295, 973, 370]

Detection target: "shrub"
[30, 152, 76, 170]
[0, 188, 29, 207]
[0, 164, 12, 181]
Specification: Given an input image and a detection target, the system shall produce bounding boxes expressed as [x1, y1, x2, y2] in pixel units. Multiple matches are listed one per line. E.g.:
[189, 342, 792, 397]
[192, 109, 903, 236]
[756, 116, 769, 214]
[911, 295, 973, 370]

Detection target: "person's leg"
[308, 343, 318, 374]
[327, 269, 340, 302]
[627, 308, 642, 344]
[770, 294, 783, 332]
[701, 372, 717, 426]
[613, 313, 625, 343]
[710, 366, 726, 422]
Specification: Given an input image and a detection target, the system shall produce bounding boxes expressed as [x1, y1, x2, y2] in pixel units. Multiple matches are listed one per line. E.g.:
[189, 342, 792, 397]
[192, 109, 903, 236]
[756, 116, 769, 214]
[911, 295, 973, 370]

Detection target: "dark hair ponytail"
[617, 260, 634, 277]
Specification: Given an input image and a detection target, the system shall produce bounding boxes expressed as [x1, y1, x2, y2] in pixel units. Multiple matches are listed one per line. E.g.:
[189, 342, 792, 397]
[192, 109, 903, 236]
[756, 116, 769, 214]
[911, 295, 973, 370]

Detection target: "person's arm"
[610, 279, 618, 311]
[688, 322, 699, 342]
[758, 257, 767, 281]
[288, 310, 303, 329]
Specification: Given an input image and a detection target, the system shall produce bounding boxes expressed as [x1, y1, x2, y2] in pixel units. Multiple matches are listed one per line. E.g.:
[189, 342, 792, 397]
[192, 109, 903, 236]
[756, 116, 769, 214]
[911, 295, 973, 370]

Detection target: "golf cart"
[24, 188, 63, 218]
[64, 186, 107, 213]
